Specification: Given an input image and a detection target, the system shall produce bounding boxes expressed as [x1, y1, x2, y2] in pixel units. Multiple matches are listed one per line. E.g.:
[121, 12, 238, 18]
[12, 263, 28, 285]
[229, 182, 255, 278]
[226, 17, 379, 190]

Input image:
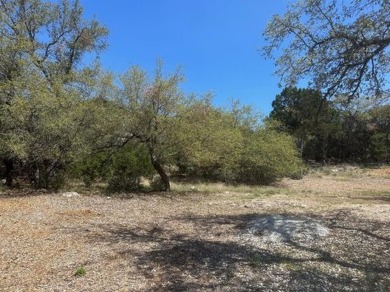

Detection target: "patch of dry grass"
[170, 180, 290, 197]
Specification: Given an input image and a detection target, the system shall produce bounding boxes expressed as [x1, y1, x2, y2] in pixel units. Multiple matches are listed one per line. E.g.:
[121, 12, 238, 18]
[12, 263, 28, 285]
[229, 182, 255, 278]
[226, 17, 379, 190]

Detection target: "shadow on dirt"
[89, 211, 389, 291]
[351, 195, 390, 203]
[0, 188, 52, 198]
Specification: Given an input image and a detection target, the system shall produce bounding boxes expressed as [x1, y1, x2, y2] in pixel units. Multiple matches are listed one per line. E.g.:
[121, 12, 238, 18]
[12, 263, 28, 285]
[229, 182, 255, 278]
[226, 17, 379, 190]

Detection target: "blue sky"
[79, 0, 288, 115]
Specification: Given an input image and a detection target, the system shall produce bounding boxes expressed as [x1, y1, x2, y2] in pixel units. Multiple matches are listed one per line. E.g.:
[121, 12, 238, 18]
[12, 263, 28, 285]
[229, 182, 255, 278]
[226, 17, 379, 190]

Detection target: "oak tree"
[0, 0, 107, 187]
[263, 0, 390, 101]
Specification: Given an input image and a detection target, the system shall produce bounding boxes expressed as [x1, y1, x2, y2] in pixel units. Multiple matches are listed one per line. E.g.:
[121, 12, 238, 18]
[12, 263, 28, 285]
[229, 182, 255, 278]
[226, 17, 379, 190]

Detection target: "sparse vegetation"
[74, 267, 86, 277]
[1, 166, 389, 290]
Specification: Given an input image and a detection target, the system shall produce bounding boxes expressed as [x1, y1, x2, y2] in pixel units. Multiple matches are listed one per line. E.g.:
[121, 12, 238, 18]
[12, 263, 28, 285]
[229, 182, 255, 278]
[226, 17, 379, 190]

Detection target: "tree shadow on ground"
[0, 187, 52, 198]
[322, 209, 390, 242]
[90, 211, 390, 291]
[351, 195, 390, 203]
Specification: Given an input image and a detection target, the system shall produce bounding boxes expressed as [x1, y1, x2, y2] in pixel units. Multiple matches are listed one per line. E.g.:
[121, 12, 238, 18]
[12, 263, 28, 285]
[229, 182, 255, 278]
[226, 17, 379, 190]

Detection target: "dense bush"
[174, 104, 303, 185]
[71, 152, 111, 188]
[369, 133, 389, 162]
[237, 128, 303, 184]
[73, 144, 154, 192]
[106, 144, 154, 192]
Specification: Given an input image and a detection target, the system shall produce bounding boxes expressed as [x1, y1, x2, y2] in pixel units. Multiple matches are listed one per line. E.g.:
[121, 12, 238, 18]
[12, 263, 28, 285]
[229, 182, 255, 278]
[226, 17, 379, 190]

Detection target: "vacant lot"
[1, 166, 389, 291]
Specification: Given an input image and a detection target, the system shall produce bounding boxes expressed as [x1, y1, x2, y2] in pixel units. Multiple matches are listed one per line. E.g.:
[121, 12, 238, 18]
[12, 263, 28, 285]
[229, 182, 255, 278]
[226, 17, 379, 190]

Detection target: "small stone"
[62, 192, 80, 198]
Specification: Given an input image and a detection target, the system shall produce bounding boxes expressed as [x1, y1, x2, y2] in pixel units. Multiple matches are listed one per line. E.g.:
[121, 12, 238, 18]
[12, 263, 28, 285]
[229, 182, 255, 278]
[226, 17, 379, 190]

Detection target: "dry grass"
[0, 166, 389, 291]
[170, 180, 283, 196]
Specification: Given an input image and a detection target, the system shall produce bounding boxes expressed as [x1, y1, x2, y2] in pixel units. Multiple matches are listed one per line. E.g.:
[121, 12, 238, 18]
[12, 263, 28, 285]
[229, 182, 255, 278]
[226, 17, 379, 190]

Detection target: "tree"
[23, 73, 92, 188]
[370, 104, 390, 139]
[328, 96, 390, 162]
[368, 104, 390, 161]
[0, 0, 107, 84]
[0, 79, 28, 186]
[119, 61, 185, 191]
[174, 97, 244, 181]
[263, 0, 390, 101]
[269, 87, 341, 161]
[0, 0, 108, 187]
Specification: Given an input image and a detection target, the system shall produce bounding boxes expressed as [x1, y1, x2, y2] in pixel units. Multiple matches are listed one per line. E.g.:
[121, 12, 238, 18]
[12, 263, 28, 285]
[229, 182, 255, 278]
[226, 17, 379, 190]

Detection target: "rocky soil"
[1, 166, 389, 291]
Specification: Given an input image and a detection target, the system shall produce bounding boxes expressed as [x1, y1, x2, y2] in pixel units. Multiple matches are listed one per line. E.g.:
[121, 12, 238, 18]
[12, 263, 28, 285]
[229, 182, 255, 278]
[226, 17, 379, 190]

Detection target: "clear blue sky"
[79, 0, 288, 115]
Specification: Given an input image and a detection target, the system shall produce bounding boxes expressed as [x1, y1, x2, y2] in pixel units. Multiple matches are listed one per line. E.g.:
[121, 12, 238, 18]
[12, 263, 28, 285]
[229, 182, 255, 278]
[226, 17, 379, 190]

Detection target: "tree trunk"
[3, 158, 14, 187]
[150, 153, 170, 191]
[321, 135, 329, 163]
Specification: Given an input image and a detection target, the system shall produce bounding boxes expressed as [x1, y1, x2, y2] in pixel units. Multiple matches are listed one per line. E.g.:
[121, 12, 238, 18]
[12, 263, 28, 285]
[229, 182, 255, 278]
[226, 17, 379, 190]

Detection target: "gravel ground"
[0, 167, 389, 291]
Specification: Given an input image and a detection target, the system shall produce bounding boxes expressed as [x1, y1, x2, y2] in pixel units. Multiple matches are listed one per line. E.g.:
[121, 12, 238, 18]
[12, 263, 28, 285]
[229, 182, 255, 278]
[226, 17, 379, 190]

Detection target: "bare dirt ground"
[1, 166, 389, 291]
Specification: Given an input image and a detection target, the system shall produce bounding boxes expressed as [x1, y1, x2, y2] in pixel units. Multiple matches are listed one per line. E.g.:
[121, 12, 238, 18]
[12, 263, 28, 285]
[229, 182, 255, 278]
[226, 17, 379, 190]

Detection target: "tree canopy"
[0, 0, 108, 187]
[263, 0, 390, 101]
[270, 86, 390, 163]
[0, 0, 107, 83]
[118, 61, 185, 191]
[5, 0, 388, 192]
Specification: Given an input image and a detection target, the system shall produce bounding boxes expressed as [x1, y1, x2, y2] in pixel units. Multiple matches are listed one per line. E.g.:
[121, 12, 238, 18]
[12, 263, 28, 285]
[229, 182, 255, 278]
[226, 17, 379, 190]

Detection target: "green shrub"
[32, 161, 67, 190]
[71, 143, 154, 192]
[72, 152, 111, 187]
[369, 133, 389, 162]
[178, 126, 303, 185]
[74, 266, 86, 277]
[237, 128, 303, 184]
[106, 144, 154, 193]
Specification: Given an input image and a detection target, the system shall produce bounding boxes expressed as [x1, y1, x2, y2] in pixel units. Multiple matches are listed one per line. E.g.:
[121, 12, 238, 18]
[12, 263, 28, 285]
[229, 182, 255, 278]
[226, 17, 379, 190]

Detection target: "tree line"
[1, 0, 389, 192]
[269, 87, 390, 164]
[0, 0, 302, 191]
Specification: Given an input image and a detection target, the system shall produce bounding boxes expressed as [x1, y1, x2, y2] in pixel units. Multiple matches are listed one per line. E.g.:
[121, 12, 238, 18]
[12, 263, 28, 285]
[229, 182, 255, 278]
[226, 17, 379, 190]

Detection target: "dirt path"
[1, 168, 389, 291]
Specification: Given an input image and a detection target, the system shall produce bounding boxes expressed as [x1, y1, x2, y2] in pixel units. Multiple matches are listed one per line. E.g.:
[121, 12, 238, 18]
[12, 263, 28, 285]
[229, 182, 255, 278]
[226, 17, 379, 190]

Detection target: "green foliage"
[0, 1, 307, 190]
[175, 99, 302, 184]
[263, 0, 389, 100]
[270, 87, 325, 133]
[0, 0, 108, 188]
[238, 126, 303, 184]
[74, 266, 86, 277]
[0, 94, 29, 160]
[118, 60, 185, 191]
[0, 0, 108, 83]
[270, 87, 342, 161]
[175, 98, 244, 181]
[71, 151, 111, 187]
[369, 133, 389, 162]
[20, 73, 91, 189]
[369, 105, 390, 162]
[106, 144, 153, 193]
[270, 86, 390, 164]
[73, 144, 154, 192]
